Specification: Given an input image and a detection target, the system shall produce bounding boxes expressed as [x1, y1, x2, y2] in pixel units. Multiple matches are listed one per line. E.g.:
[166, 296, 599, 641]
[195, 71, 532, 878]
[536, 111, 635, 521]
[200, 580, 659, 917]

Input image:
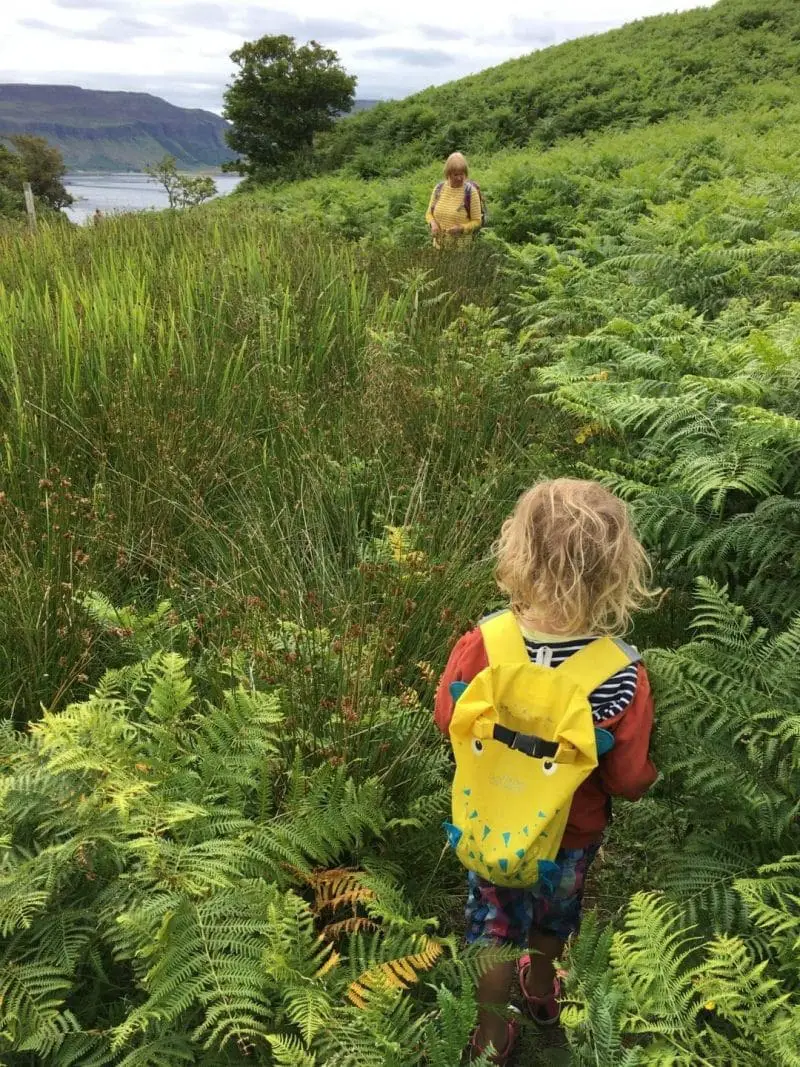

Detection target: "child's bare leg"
[476, 958, 515, 1054]
[523, 931, 563, 996]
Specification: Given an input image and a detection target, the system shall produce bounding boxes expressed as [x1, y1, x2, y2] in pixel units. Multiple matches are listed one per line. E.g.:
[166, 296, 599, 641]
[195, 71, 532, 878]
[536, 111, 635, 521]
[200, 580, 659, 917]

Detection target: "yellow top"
[425, 180, 482, 248]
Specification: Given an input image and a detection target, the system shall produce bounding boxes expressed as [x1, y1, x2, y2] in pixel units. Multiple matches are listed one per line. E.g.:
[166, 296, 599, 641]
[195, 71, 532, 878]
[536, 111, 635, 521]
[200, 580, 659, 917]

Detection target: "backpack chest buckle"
[493, 725, 558, 760]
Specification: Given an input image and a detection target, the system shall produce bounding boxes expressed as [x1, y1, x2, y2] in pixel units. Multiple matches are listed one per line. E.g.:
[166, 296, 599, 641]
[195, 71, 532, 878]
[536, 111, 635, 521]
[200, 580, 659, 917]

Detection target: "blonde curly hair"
[494, 479, 655, 636]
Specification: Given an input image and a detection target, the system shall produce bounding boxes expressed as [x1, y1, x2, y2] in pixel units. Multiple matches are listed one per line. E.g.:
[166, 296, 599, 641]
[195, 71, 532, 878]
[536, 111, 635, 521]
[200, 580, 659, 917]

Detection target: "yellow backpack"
[445, 610, 639, 888]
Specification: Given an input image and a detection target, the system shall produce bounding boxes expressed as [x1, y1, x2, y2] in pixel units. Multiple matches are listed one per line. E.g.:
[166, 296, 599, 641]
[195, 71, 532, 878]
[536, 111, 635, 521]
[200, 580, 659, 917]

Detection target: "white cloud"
[0, 0, 713, 109]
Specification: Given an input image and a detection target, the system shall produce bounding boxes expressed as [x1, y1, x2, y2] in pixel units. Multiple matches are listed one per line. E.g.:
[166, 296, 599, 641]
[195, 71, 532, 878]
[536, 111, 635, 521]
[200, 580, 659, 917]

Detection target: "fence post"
[23, 182, 37, 234]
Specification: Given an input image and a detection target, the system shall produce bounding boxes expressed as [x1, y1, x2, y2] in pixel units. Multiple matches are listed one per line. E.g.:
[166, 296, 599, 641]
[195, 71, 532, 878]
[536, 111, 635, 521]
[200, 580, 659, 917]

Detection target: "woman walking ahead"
[425, 151, 482, 248]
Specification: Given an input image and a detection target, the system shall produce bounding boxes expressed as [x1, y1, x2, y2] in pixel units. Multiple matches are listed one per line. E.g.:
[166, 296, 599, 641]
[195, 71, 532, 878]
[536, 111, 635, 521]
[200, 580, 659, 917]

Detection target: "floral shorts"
[464, 844, 599, 947]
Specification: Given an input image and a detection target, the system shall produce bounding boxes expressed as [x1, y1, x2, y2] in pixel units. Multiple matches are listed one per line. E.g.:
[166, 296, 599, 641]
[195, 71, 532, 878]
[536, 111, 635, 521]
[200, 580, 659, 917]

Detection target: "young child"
[434, 479, 657, 1063]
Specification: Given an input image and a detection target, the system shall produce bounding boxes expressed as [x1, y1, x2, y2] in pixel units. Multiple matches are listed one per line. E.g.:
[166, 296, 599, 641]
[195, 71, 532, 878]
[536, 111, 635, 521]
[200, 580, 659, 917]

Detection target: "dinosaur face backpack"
[444, 610, 639, 889]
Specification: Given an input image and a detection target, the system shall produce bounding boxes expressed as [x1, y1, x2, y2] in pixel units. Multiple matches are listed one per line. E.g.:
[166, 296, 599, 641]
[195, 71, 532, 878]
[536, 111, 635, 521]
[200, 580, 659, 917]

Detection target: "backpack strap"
[463, 181, 472, 217]
[554, 637, 641, 695]
[432, 181, 444, 205]
[478, 609, 528, 667]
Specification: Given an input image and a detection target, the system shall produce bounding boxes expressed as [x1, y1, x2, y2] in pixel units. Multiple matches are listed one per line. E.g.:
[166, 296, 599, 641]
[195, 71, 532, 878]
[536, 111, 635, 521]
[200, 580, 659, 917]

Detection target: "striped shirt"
[521, 632, 639, 724]
[425, 180, 482, 248]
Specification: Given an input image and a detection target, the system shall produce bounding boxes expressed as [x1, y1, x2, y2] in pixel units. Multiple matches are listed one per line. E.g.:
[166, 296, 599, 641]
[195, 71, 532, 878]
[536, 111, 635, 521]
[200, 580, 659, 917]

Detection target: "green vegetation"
[315, 0, 800, 177]
[223, 35, 357, 180]
[0, 134, 72, 218]
[144, 155, 218, 209]
[1, 0, 800, 1062]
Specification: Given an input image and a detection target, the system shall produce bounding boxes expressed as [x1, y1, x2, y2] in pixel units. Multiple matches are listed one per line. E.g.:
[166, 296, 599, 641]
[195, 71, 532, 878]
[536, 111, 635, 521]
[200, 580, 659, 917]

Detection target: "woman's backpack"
[432, 179, 488, 227]
[444, 610, 639, 888]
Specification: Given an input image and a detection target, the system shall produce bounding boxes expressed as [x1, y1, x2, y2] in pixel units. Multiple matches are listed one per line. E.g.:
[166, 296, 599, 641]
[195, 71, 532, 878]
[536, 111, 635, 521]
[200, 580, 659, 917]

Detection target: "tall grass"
[4, 87, 800, 1064]
[0, 209, 562, 733]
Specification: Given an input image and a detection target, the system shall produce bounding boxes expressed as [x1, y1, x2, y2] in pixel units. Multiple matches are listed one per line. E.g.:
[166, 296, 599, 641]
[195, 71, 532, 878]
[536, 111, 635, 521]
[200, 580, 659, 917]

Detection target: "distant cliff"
[0, 84, 237, 172]
[0, 85, 381, 172]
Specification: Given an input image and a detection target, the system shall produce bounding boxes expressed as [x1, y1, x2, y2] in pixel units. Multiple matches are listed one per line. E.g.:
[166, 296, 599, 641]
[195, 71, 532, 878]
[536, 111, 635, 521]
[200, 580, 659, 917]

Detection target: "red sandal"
[469, 1011, 520, 1064]
[518, 955, 562, 1026]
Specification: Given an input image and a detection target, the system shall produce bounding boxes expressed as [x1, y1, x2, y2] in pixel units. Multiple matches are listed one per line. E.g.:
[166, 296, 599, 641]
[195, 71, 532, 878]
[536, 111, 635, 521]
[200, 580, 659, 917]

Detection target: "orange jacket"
[434, 627, 657, 848]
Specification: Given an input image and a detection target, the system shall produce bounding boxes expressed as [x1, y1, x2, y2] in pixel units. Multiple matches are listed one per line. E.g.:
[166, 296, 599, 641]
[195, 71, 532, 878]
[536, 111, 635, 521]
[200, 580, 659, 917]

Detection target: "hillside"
[317, 0, 799, 176]
[0, 84, 237, 172]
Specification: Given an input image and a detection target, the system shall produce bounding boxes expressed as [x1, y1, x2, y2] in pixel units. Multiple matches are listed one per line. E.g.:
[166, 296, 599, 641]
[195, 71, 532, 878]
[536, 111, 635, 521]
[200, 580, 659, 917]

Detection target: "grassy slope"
[241, 77, 800, 251]
[315, 0, 799, 176]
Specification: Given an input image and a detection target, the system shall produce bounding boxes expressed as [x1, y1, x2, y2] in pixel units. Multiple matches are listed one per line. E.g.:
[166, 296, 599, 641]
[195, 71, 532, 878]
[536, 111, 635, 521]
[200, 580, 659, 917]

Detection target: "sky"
[1, 0, 712, 113]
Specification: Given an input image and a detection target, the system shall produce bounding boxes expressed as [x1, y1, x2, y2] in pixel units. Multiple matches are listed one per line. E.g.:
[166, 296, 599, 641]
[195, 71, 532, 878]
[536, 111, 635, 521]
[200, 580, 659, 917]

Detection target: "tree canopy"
[0, 134, 72, 218]
[223, 35, 356, 179]
[144, 155, 217, 209]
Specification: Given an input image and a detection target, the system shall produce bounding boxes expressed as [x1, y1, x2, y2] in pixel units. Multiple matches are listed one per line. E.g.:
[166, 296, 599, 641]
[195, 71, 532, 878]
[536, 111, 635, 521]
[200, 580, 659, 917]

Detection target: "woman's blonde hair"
[444, 152, 469, 178]
[494, 479, 655, 636]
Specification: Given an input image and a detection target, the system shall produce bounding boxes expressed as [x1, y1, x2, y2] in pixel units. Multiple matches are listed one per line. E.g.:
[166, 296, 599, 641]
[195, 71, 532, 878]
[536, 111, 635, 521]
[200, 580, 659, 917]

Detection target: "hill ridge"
[0, 83, 236, 172]
[316, 0, 799, 177]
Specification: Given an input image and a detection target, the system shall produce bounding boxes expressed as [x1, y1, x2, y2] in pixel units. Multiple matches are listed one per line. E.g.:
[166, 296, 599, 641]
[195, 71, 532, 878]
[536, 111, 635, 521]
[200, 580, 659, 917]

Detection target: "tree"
[7, 134, 72, 210]
[179, 173, 218, 207]
[144, 155, 217, 209]
[0, 135, 72, 216]
[0, 143, 24, 217]
[223, 35, 356, 179]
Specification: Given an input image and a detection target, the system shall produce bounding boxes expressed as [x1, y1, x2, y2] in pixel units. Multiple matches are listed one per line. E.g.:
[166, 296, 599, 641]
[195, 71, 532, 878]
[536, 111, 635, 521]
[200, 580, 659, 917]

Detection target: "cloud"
[417, 23, 468, 41]
[507, 16, 618, 44]
[299, 18, 380, 40]
[357, 46, 454, 68]
[167, 5, 380, 40]
[236, 8, 380, 41]
[25, 3, 380, 44]
[173, 2, 230, 27]
[19, 15, 183, 42]
[52, 0, 128, 8]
